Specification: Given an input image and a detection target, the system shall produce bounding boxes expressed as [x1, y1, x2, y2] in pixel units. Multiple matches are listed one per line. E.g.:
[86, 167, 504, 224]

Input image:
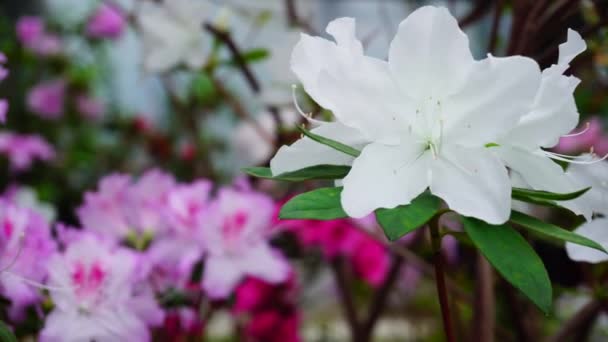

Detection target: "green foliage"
[279, 187, 348, 220]
[462, 216, 552, 314]
[512, 187, 590, 201]
[510, 211, 607, 253]
[375, 193, 441, 241]
[242, 165, 350, 181]
[297, 126, 361, 157]
[0, 321, 16, 342]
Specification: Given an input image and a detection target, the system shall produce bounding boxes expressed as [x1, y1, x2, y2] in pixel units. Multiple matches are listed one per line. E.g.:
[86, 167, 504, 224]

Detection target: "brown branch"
[429, 217, 456, 342]
[487, 0, 504, 54]
[472, 253, 495, 342]
[330, 256, 361, 340]
[547, 299, 604, 342]
[459, 0, 495, 28]
[204, 23, 261, 94]
[360, 254, 404, 340]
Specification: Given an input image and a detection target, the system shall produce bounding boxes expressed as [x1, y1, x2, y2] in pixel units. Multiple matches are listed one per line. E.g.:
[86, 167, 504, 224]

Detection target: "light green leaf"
[375, 193, 441, 241]
[297, 126, 361, 157]
[280, 187, 347, 220]
[510, 211, 607, 253]
[462, 216, 552, 314]
[242, 165, 350, 182]
[512, 187, 590, 201]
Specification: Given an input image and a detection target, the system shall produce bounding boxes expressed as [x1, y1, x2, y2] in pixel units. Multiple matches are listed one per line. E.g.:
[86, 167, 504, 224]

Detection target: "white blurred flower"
[136, 0, 215, 73]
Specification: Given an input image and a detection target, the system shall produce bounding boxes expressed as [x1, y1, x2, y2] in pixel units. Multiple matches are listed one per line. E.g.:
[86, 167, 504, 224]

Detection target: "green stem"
[429, 216, 456, 342]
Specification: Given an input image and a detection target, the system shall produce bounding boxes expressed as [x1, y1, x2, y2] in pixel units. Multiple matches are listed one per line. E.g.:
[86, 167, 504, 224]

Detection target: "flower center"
[410, 97, 444, 159]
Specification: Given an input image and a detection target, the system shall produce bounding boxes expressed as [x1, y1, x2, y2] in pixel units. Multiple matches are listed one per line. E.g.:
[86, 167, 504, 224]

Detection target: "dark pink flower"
[16, 16, 61, 56]
[350, 237, 390, 287]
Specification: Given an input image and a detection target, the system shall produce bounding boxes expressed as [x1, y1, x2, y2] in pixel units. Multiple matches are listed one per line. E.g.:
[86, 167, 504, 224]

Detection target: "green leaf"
[0, 321, 16, 342]
[242, 165, 350, 182]
[375, 193, 441, 241]
[462, 217, 552, 314]
[512, 187, 590, 201]
[279, 187, 347, 220]
[297, 126, 361, 157]
[510, 211, 607, 253]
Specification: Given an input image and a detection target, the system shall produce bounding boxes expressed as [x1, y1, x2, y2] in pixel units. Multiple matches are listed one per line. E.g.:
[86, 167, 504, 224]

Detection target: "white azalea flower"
[566, 218, 608, 263]
[495, 29, 593, 218]
[136, 0, 215, 73]
[272, 7, 543, 224]
[562, 159, 608, 263]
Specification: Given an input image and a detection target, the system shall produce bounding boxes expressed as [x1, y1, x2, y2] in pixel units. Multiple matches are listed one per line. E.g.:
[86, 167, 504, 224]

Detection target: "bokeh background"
[0, 0, 606, 341]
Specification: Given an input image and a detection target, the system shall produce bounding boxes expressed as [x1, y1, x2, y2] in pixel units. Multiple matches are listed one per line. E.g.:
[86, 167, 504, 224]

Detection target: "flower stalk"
[429, 215, 456, 342]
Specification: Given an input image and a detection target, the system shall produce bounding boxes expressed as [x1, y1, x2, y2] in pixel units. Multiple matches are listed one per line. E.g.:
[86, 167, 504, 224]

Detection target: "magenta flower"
[27, 79, 66, 119]
[245, 310, 300, 342]
[200, 188, 290, 299]
[16, 16, 61, 56]
[40, 233, 163, 342]
[556, 117, 603, 154]
[86, 3, 126, 40]
[350, 237, 390, 287]
[0, 200, 56, 320]
[0, 132, 55, 171]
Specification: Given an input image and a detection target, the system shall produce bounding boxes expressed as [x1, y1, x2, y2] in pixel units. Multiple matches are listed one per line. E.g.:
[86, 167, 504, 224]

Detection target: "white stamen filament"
[543, 150, 608, 164]
[2, 271, 72, 293]
[291, 85, 326, 126]
[562, 122, 591, 138]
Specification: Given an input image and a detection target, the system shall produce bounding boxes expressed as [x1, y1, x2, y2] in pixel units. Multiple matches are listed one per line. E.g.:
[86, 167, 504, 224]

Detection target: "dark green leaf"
[242, 165, 351, 182]
[0, 321, 16, 342]
[297, 126, 361, 157]
[375, 193, 441, 241]
[510, 211, 607, 253]
[512, 187, 590, 201]
[280, 187, 347, 220]
[462, 216, 552, 314]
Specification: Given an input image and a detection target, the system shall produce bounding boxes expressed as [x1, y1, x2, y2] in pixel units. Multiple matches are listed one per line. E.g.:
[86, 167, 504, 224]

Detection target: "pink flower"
[16, 16, 61, 56]
[556, 117, 603, 154]
[166, 180, 211, 235]
[245, 310, 300, 342]
[0, 200, 56, 320]
[0, 132, 55, 171]
[40, 234, 163, 342]
[16, 17, 44, 46]
[86, 3, 126, 40]
[350, 237, 390, 287]
[77, 170, 176, 241]
[201, 188, 290, 299]
[0, 53, 8, 123]
[75, 94, 105, 120]
[27, 79, 66, 119]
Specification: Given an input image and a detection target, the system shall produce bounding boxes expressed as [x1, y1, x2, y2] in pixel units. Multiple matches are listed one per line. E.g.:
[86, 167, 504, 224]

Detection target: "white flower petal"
[388, 6, 474, 100]
[270, 122, 369, 175]
[496, 146, 591, 219]
[563, 160, 608, 218]
[290, 18, 362, 109]
[316, 59, 409, 144]
[503, 71, 579, 149]
[444, 55, 541, 146]
[558, 29, 586, 66]
[341, 141, 430, 218]
[430, 146, 511, 224]
[566, 218, 608, 263]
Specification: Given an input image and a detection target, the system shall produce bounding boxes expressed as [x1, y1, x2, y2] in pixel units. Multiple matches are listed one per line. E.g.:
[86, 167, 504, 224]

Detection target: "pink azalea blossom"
[0, 132, 55, 171]
[86, 3, 126, 40]
[27, 79, 66, 119]
[166, 180, 211, 235]
[556, 117, 604, 154]
[245, 309, 300, 342]
[350, 237, 390, 287]
[0, 200, 56, 320]
[16, 16, 61, 56]
[201, 188, 290, 299]
[40, 233, 163, 342]
[77, 170, 176, 241]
